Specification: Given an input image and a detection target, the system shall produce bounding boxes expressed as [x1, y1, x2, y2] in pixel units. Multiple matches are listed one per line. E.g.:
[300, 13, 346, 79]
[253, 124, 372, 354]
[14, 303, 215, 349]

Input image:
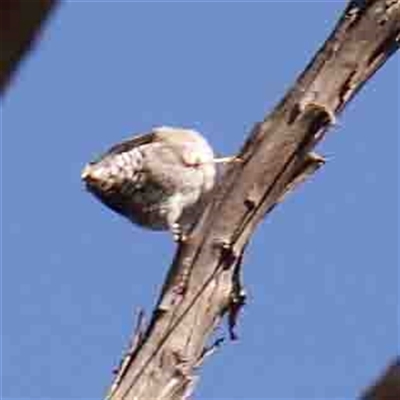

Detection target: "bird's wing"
[105, 131, 157, 156]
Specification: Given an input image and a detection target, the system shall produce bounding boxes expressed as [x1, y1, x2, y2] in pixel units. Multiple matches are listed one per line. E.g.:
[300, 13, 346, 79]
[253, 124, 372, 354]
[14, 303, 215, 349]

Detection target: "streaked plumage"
[82, 127, 223, 240]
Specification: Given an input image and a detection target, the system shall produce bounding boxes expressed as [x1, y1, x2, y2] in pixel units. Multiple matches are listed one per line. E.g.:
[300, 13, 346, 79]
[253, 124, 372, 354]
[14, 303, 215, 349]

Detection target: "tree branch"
[361, 358, 400, 400]
[0, 0, 58, 94]
[106, 1, 400, 399]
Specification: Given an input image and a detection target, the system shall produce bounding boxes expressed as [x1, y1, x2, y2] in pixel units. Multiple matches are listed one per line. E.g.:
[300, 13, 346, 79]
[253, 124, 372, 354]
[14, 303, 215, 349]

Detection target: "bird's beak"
[81, 163, 103, 181]
[81, 164, 92, 181]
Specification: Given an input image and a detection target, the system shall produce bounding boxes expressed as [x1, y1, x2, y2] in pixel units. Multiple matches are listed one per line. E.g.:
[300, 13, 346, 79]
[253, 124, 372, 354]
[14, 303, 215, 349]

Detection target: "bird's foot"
[171, 223, 187, 243]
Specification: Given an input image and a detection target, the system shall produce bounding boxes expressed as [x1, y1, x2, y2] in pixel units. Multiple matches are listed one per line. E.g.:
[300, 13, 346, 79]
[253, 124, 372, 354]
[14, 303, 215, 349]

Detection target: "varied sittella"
[81, 126, 238, 241]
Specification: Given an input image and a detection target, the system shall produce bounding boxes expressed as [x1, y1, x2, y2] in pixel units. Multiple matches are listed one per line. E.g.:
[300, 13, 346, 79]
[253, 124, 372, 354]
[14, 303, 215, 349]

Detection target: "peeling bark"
[106, 1, 400, 399]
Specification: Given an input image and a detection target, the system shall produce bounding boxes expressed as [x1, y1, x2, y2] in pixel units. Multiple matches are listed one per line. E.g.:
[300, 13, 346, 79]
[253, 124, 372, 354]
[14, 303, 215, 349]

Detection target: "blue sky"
[2, 1, 398, 399]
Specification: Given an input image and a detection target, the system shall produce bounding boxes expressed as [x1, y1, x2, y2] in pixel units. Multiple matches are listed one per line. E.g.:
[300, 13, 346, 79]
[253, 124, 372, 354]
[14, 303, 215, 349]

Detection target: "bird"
[81, 126, 237, 241]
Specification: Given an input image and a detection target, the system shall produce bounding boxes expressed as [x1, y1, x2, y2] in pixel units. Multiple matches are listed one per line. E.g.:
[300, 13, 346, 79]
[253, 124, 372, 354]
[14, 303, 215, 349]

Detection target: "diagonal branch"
[107, 1, 400, 399]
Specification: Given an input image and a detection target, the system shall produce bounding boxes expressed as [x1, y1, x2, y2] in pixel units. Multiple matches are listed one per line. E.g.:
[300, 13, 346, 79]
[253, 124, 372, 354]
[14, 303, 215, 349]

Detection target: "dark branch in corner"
[361, 358, 400, 400]
[0, 0, 58, 94]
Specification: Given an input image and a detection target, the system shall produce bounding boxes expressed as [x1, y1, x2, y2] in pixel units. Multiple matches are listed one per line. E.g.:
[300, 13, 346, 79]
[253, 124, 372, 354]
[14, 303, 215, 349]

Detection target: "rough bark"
[106, 1, 400, 399]
[0, 0, 58, 94]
